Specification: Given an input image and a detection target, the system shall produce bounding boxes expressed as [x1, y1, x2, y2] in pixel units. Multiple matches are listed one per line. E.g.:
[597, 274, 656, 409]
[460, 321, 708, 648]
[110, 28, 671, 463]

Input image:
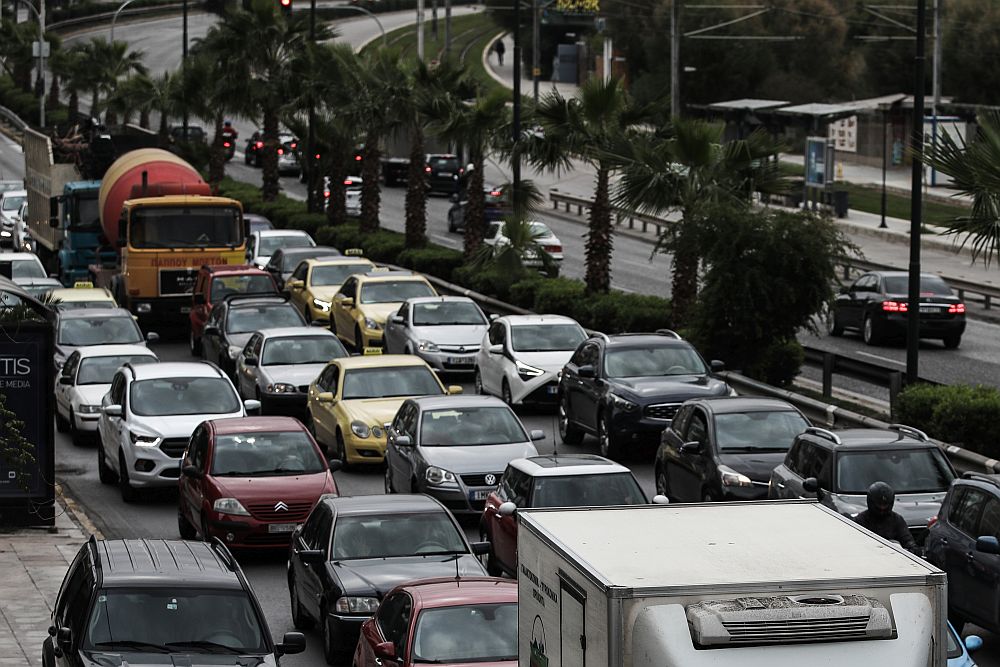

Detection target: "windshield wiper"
[93, 640, 169, 653]
[255, 467, 310, 475]
[415, 550, 467, 557]
[165, 640, 245, 654]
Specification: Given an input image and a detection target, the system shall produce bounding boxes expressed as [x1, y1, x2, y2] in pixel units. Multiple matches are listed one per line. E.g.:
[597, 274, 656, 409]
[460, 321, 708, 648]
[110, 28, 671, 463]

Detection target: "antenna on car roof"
[551, 412, 558, 456]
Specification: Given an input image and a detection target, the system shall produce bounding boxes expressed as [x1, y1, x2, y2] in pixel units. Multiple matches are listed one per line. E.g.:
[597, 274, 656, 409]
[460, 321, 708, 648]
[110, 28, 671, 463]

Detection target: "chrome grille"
[644, 403, 682, 420]
[461, 473, 503, 487]
[160, 438, 188, 458]
[246, 500, 313, 522]
[439, 345, 479, 354]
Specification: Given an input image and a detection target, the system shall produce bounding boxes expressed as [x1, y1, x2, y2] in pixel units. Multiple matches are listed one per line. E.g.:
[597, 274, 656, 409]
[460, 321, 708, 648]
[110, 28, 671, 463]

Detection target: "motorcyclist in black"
[855, 481, 919, 554]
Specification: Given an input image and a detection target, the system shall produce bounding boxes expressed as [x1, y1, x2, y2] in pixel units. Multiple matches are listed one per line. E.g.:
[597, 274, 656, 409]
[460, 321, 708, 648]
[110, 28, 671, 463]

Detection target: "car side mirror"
[390, 314, 404, 325]
[182, 464, 203, 479]
[652, 494, 669, 504]
[976, 536, 1000, 555]
[447, 385, 463, 395]
[56, 627, 73, 651]
[498, 501, 517, 517]
[578, 364, 596, 379]
[203, 325, 220, 337]
[529, 429, 545, 441]
[243, 357, 258, 367]
[244, 399, 261, 413]
[488, 343, 503, 355]
[59, 376, 72, 385]
[287, 279, 304, 290]
[374, 641, 396, 660]
[327, 459, 343, 472]
[470, 541, 490, 556]
[394, 434, 412, 447]
[298, 549, 326, 564]
[488, 313, 499, 321]
[102, 404, 122, 417]
[340, 297, 354, 307]
[966, 635, 984, 653]
[802, 476, 821, 495]
[145, 332, 160, 343]
[679, 440, 702, 454]
[276, 631, 306, 656]
[317, 391, 335, 403]
[710, 360, 725, 373]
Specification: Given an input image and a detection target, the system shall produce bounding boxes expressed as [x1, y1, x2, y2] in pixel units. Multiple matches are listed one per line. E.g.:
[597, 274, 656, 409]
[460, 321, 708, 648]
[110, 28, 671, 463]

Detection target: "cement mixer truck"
[89, 149, 247, 330]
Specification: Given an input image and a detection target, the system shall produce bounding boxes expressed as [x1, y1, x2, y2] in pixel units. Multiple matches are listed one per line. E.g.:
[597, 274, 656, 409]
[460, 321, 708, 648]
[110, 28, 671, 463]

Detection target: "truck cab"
[53, 181, 116, 285]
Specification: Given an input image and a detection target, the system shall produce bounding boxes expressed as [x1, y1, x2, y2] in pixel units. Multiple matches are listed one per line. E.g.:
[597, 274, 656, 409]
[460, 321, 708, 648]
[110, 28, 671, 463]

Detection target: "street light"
[905, 0, 927, 384]
[109, 0, 139, 42]
[14, 0, 45, 127]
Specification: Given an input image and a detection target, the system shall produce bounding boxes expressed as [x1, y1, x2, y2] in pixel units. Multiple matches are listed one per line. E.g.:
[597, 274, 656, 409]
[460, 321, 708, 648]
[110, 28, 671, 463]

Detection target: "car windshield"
[420, 406, 527, 446]
[531, 472, 646, 507]
[11, 259, 45, 279]
[882, 275, 952, 296]
[261, 336, 346, 365]
[210, 275, 276, 301]
[58, 316, 142, 346]
[835, 448, 955, 494]
[529, 222, 552, 237]
[210, 431, 324, 476]
[54, 300, 115, 311]
[72, 195, 101, 231]
[130, 378, 241, 416]
[428, 156, 460, 171]
[509, 323, 586, 352]
[604, 345, 707, 377]
[331, 512, 466, 559]
[412, 603, 518, 663]
[129, 206, 243, 249]
[226, 304, 302, 334]
[412, 301, 485, 326]
[946, 624, 963, 660]
[713, 411, 809, 451]
[85, 588, 266, 655]
[258, 234, 313, 258]
[2, 195, 25, 211]
[342, 366, 443, 400]
[310, 263, 372, 287]
[77, 355, 156, 385]
[360, 280, 435, 304]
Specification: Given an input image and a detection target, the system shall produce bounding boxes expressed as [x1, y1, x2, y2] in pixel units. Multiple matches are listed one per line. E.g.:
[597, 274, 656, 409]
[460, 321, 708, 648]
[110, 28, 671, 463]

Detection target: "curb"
[56, 484, 104, 540]
[483, 31, 508, 88]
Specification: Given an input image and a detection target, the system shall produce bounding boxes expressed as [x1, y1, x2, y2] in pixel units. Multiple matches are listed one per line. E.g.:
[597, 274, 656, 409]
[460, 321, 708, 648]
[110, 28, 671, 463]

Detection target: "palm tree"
[923, 109, 1000, 265]
[74, 38, 146, 122]
[612, 119, 785, 324]
[523, 77, 649, 293]
[104, 74, 155, 127]
[148, 72, 178, 139]
[0, 19, 35, 92]
[469, 181, 548, 277]
[48, 46, 86, 120]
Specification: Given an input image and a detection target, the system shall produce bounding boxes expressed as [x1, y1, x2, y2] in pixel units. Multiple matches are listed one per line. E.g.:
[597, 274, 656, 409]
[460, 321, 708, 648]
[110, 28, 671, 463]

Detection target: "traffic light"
[279, 0, 292, 17]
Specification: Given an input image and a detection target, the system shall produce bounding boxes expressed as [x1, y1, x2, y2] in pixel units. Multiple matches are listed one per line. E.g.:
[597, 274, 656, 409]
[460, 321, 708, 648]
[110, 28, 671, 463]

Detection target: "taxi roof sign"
[73, 281, 94, 288]
[362, 347, 383, 356]
[344, 248, 365, 256]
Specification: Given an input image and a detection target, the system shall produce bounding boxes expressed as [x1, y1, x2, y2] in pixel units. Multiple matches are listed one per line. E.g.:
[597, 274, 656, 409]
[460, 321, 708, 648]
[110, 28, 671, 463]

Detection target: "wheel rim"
[474, 371, 483, 394]
[826, 311, 837, 334]
[863, 317, 873, 343]
[384, 466, 392, 493]
[558, 404, 569, 438]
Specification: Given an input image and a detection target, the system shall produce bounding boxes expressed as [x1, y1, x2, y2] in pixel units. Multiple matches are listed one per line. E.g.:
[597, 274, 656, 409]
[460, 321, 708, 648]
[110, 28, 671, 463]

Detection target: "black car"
[201, 294, 306, 378]
[43, 537, 304, 667]
[558, 331, 730, 460]
[829, 271, 966, 348]
[926, 472, 1000, 633]
[168, 125, 206, 144]
[265, 245, 341, 290]
[447, 185, 509, 233]
[286, 494, 489, 665]
[245, 131, 300, 172]
[653, 397, 810, 502]
[424, 153, 463, 195]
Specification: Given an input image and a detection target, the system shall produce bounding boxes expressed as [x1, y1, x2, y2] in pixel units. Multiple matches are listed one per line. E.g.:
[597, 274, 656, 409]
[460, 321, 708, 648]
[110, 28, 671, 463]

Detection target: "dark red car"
[189, 264, 277, 356]
[352, 578, 517, 667]
[177, 416, 340, 549]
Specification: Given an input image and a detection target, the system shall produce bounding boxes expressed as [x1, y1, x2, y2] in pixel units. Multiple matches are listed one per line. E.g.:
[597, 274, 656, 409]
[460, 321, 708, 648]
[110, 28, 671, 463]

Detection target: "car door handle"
[775, 483, 785, 489]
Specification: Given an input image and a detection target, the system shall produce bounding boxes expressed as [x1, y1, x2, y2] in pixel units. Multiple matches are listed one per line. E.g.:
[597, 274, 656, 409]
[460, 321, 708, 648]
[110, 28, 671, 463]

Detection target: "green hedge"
[896, 384, 1000, 456]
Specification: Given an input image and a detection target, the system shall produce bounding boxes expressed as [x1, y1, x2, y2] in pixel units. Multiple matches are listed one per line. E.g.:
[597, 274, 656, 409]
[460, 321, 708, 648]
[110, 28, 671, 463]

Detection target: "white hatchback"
[246, 229, 315, 270]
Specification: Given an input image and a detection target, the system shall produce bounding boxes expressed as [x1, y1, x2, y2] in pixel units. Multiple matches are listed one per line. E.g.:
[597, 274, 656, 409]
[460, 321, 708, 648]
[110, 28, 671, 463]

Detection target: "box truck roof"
[520, 502, 937, 592]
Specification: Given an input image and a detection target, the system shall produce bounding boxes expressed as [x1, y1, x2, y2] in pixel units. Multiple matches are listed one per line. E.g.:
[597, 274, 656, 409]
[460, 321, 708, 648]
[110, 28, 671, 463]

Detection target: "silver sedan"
[383, 296, 491, 373]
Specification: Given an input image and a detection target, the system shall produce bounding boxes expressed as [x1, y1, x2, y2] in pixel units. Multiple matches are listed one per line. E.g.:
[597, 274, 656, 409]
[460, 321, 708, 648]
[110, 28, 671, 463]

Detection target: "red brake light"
[459, 168, 464, 174]
[277, 148, 284, 155]
[949, 303, 966, 314]
[290, 142, 297, 149]
[315, 153, 321, 160]
[256, 141, 263, 148]
[424, 166, 432, 173]
[223, 141, 231, 147]
[544, 245, 562, 253]
[343, 179, 353, 185]
[489, 190, 502, 196]
[355, 155, 362, 161]
[882, 300, 908, 313]
[324, 190, 330, 198]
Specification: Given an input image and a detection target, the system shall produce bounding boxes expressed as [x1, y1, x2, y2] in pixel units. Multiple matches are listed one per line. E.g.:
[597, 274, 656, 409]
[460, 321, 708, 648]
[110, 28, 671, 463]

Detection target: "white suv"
[474, 315, 587, 406]
[97, 361, 260, 503]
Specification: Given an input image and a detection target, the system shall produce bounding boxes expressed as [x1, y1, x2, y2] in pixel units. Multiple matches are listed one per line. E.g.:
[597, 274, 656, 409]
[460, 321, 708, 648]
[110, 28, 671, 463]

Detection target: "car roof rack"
[208, 537, 240, 572]
[655, 329, 683, 339]
[888, 424, 929, 442]
[804, 427, 842, 446]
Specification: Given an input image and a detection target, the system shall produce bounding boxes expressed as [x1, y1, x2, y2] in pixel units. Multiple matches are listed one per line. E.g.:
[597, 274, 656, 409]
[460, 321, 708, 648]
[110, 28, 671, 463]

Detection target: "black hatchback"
[828, 271, 966, 348]
[653, 397, 810, 502]
[424, 153, 463, 195]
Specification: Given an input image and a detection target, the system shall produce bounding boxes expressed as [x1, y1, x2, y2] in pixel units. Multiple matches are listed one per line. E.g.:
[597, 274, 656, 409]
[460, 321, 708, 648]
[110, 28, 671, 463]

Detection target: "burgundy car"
[178, 416, 340, 549]
[353, 577, 517, 667]
[189, 264, 277, 356]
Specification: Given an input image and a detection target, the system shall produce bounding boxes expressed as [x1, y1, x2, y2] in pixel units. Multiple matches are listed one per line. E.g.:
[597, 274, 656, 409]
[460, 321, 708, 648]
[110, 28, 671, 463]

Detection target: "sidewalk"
[0, 496, 96, 667]
[484, 35, 581, 99]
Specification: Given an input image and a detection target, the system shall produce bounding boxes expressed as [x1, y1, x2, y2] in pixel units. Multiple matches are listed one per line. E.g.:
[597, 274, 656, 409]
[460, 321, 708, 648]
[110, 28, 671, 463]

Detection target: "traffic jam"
[0, 147, 987, 667]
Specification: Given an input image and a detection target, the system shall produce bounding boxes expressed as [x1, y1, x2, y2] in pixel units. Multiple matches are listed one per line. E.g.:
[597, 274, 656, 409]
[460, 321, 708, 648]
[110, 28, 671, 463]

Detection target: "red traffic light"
[280, 0, 291, 5]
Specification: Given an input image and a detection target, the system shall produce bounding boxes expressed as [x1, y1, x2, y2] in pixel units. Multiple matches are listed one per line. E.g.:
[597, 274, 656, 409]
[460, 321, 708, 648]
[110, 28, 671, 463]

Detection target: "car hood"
[252, 255, 271, 267]
[260, 363, 326, 387]
[130, 411, 244, 439]
[306, 286, 343, 302]
[359, 303, 403, 325]
[215, 471, 330, 502]
[611, 374, 728, 401]
[74, 384, 112, 406]
[409, 324, 488, 348]
[332, 554, 485, 597]
[512, 350, 575, 372]
[419, 443, 538, 475]
[82, 650, 277, 666]
[343, 397, 408, 427]
[718, 451, 788, 483]
[832, 491, 947, 525]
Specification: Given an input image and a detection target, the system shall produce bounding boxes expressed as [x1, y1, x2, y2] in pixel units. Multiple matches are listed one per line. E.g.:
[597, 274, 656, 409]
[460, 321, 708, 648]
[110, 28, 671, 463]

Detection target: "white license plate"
[470, 490, 491, 501]
[447, 356, 473, 365]
[267, 523, 298, 533]
[438, 172, 452, 177]
[919, 305, 939, 313]
[546, 385, 559, 395]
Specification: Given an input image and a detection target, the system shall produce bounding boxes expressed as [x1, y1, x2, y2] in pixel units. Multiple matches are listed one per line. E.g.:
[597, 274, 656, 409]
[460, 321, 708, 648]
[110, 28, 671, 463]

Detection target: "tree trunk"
[91, 88, 100, 120]
[261, 106, 280, 202]
[47, 76, 60, 114]
[68, 90, 79, 122]
[359, 131, 381, 234]
[462, 151, 486, 260]
[326, 159, 348, 226]
[139, 109, 150, 129]
[105, 109, 118, 126]
[208, 112, 225, 187]
[13, 63, 32, 92]
[670, 220, 699, 325]
[584, 165, 613, 293]
[158, 111, 169, 141]
[404, 125, 427, 248]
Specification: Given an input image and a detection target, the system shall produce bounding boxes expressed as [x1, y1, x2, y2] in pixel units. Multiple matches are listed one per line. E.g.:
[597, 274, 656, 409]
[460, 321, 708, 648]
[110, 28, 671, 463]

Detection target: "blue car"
[948, 621, 982, 667]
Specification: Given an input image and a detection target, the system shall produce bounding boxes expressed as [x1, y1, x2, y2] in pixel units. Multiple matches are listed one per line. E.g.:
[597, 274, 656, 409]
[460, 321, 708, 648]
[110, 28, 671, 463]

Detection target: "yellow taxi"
[306, 353, 461, 465]
[46, 284, 119, 311]
[286, 255, 375, 323]
[331, 269, 437, 349]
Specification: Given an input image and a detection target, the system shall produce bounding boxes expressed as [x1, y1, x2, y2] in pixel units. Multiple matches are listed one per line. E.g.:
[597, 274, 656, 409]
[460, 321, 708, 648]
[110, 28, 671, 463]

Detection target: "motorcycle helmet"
[866, 481, 895, 517]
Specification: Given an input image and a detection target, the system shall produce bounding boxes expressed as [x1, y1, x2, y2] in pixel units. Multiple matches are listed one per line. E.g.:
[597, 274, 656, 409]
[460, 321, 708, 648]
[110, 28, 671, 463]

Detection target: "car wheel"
[55, 408, 69, 433]
[178, 510, 196, 540]
[118, 451, 138, 503]
[501, 379, 513, 406]
[354, 325, 364, 351]
[244, 151, 252, 165]
[335, 429, 351, 470]
[862, 314, 881, 346]
[655, 466, 671, 500]
[97, 440, 116, 484]
[703, 490, 715, 503]
[289, 578, 314, 630]
[69, 410, 87, 446]
[485, 542, 502, 577]
[189, 331, 202, 356]
[943, 333, 961, 349]
[448, 213, 457, 233]
[827, 308, 844, 336]
[598, 414, 621, 461]
[384, 465, 394, 494]
[305, 412, 326, 451]
[321, 604, 344, 665]
[558, 402, 584, 445]
[474, 369, 485, 395]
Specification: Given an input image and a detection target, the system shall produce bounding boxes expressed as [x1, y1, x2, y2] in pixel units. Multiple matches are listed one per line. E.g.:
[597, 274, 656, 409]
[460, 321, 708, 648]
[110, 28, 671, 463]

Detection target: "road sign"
[32, 41, 50, 58]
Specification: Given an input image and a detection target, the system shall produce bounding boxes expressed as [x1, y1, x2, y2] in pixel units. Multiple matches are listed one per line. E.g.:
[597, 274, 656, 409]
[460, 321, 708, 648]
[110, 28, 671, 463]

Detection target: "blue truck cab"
[55, 181, 116, 286]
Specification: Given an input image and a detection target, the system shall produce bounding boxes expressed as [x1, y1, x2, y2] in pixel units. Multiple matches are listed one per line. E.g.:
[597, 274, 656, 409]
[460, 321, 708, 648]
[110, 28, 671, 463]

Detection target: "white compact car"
[55, 345, 159, 445]
[97, 361, 259, 502]
[474, 314, 587, 406]
[484, 220, 564, 272]
[246, 229, 315, 269]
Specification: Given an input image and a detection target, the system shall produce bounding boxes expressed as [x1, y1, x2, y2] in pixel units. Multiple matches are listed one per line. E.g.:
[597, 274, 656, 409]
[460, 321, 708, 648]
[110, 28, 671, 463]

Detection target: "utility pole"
[38, 0, 45, 128]
[417, 0, 425, 60]
[182, 0, 189, 135]
[670, 0, 681, 118]
[307, 0, 317, 212]
[444, 0, 452, 58]
[906, 0, 927, 384]
[512, 0, 522, 196]
[532, 0, 539, 103]
[929, 0, 942, 187]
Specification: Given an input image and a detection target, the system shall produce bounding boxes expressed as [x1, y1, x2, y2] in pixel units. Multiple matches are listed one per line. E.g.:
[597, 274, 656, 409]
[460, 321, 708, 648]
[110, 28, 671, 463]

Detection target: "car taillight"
[544, 245, 562, 253]
[255, 141, 263, 148]
[315, 153, 321, 160]
[355, 155, 362, 161]
[424, 166, 432, 173]
[489, 190, 502, 196]
[949, 303, 966, 314]
[928, 515, 938, 528]
[324, 190, 330, 198]
[459, 167, 464, 174]
[343, 179, 353, 185]
[291, 142, 297, 149]
[223, 141, 231, 147]
[882, 300, 908, 313]
[277, 148, 284, 155]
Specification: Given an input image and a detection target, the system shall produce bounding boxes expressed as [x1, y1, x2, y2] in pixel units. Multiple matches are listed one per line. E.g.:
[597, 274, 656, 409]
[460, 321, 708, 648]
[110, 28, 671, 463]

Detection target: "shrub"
[360, 230, 406, 263]
[897, 384, 1000, 456]
[317, 224, 365, 251]
[286, 212, 327, 236]
[452, 266, 517, 302]
[586, 292, 671, 334]
[396, 247, 464, 282]
[894, 384, 942, 429]
[742, 339, 804, 388]
[532, 279, 586, 317]
[508, 275, 545, 310]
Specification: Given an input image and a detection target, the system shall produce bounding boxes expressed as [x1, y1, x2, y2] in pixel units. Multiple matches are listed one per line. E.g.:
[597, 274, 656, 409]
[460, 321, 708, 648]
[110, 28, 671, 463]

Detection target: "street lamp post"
[511, 0, 522, 197]
[880, 107, 888, 229]
[181, 0, 189, 136]
[906, 0, 927, 384]
[307, 0, 317, 212]
[15, 0, 45, 128]
[109, 0, 139, 42]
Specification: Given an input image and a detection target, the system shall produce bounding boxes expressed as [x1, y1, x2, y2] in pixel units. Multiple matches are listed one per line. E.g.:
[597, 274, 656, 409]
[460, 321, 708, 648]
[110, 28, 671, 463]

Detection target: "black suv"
[653, 397, 810, 502]
[424, 153, 463, 194]
[42, 537, 304, 666]
[557, 331, 729, 460]
[926, 472, 1000, 633]
[201, 294, 306, 378]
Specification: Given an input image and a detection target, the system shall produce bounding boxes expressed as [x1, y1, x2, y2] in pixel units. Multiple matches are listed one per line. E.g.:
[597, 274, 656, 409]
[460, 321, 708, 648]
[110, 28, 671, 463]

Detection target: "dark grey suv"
[42, 537, 305, 666]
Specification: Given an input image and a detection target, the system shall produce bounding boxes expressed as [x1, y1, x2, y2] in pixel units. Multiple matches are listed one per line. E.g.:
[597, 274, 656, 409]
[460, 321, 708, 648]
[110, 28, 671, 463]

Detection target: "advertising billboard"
[805, 137, 828, 187]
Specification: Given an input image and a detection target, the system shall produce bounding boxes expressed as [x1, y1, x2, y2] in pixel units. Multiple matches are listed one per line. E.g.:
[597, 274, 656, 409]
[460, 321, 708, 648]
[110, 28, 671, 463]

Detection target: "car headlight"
[78, 404, 101, 414]
[213, 497, 251, 516]
[0, 230, 10, 238]
[609, 392, 638, 412]
[129, 432, 161, 447]
[363, 317, 380, 331]
[371, 425, 384, 439]
[515, 359, 544, 381]
[350, 420, 371, 438]
[417, 339, 439, 353]
[335, 596, 380, 614]
[267, 383, 298, 394]
[425, 465, 458, 487]
[228, 345, 242, 360]
[312, 298, 331, 313]
[718, 464, 752, 487]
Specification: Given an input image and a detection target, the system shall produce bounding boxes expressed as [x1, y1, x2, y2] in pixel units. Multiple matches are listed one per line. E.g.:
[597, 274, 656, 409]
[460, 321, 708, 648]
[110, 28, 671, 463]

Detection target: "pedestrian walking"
[494, 38, 506, 66]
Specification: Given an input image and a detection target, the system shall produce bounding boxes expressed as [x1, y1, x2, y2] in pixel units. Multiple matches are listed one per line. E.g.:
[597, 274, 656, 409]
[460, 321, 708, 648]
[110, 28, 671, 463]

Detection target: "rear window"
[428, 157, 460, 171]
[882, 275, 952, 296]
[58, 316, 142, 346]
[359, 280, 435, 304]
[530, 472, 646, 507]
[210, 275, 276, 301]
[226, 304, 303, 333]
[835, 448, 955, 494]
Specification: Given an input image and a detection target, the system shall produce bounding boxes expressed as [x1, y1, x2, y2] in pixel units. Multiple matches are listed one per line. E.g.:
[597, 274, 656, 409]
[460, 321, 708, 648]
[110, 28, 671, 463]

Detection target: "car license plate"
[180, 306, 191, 314]
[919, 305, 939, 313]
[470, 490, 491, 501]
[447, 356, 473, 365]
[268, 523, 298, 533]
[438, 172, 452, 177]
[546, 385, 558, 395]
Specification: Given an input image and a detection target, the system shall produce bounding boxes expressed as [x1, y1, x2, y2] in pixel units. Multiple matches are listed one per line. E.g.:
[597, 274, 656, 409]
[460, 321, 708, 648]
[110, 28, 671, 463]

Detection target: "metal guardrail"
[550, 189, 670, 237]
[0, 103, 28, 132]
[47, 2, 187, 32]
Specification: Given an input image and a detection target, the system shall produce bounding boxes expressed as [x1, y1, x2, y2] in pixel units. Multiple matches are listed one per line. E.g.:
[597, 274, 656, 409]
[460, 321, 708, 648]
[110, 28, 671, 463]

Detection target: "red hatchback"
[353, 578, 517, 667]
[178, 416, 340, 549]
[189, 264, 277, 356]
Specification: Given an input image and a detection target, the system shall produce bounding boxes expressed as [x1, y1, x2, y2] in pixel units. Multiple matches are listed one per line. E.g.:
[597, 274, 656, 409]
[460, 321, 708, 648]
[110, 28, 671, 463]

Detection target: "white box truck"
[516, 501, 946, 667]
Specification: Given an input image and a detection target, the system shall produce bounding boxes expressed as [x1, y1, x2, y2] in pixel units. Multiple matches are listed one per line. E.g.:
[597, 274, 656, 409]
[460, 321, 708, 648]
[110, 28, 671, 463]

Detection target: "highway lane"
[0, 130, 24, 182]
